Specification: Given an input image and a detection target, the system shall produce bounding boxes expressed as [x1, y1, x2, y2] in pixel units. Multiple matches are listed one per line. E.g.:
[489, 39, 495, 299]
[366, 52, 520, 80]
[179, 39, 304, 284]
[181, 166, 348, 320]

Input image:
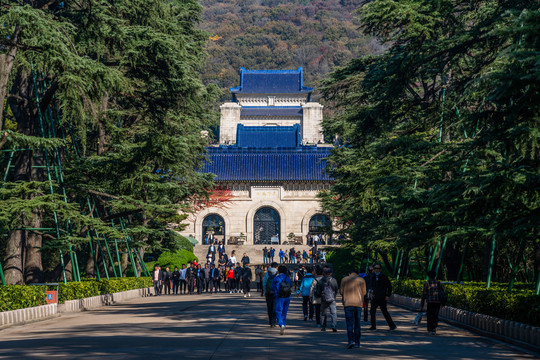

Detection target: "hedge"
[393, 279, 540, 327]
[0, 277, 152, 312]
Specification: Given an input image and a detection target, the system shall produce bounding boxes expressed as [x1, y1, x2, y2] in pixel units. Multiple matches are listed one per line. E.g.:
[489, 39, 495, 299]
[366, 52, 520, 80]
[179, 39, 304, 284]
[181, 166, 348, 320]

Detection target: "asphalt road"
[0, 291, 536, 359]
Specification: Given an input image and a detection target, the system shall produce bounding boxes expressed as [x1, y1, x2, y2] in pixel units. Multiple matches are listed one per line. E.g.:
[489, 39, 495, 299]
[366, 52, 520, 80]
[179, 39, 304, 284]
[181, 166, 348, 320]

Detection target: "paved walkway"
[0, 292, 536, 359]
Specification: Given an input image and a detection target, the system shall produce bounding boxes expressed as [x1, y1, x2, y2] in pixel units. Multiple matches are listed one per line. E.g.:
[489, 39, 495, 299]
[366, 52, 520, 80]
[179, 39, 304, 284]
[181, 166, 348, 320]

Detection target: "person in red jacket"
[226, 266, 235, 294]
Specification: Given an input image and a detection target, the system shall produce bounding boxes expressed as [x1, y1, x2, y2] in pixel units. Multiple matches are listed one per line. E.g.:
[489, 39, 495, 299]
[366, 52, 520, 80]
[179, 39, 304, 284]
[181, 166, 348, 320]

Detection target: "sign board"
[45, 290, 57, 304]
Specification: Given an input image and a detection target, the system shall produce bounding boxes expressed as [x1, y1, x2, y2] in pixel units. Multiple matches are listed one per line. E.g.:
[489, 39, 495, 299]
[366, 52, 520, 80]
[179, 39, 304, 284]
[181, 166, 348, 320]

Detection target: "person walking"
[196, 264, 205, 294]
[420, 270, 447, 335]
[310, 266, 324, 327]
[179, 264, 187, 294]
[272, 265, 293, 335]
[241, 253, 250, 267]
[152, 265, 163, 296]
[297, 266, 315, 321]
[341, 269, 367, 349]
[204, 263, 211, 292]
[234, 263, 243, 293]
[163, 267, 172, 295]
[172, 266, 180, 295]
[209, 264, 219, 293]
[263, 262, 278, 327]
[242, 263, 253, 297]
[363, 266, 374, 321]
[369, 264, 396, 331]
[217, 241, 225, 258]
[226, 266, 235, 293]
[317, 267, 339, 332]
[255, 265, 263, 294]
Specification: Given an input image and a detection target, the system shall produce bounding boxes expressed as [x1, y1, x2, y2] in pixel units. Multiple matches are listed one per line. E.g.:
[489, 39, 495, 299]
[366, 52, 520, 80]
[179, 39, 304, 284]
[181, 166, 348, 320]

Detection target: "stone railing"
[0, 287, 152, 329]
[390, 294, 540, 351]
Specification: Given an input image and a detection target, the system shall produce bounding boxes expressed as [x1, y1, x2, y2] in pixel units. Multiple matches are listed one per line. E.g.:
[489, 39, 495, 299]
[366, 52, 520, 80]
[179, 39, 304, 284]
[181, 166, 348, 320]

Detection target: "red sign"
[45, 290, 57, 304]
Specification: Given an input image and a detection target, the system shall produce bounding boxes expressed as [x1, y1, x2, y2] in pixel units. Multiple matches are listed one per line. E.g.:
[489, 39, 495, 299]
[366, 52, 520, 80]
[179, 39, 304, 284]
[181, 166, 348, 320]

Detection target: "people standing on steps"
[369, 264, 396, 331]
[341, 269, 367, 349]
[179, 264, 187, 294]
[263, 247, 268, 264]
[269, 247, 275, 263]
[217, 241, 225, 258]
[241, 253, 250, 267]
[162, 267, 172, 295]
[272, 265, 293, 335]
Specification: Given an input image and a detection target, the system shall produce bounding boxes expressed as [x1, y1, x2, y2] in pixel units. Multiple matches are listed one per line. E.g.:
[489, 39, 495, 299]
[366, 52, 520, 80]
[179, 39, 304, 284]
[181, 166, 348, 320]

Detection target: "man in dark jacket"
[172, 266, 180, 295]
[242, 263, 253, 297]
[186, 262, 196, 295]
[162, 267, 172, 295]
[241, 253, 250, 267]
[196, 264, 205, 294]
[217, 241, 226, 258]
[369, 264, 396, 330]
[234, 263, 243, 293]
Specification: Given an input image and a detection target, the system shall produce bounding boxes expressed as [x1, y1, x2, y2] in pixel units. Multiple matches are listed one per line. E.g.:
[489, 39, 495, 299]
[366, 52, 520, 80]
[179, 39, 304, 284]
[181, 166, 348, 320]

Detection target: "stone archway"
[246, 201, 287, 245]
[194, 208, 231, 245]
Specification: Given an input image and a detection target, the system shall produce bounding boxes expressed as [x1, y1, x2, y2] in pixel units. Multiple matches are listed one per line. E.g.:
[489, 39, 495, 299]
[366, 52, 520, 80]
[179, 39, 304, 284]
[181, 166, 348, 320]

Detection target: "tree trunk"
[379, 251, 394, 274]
[0, 26, 20, 147]
[24, 210, 44, 283]
[85, 244, 96, 278]
[121, 252, 129, 276]
[4, 230, 25, 284]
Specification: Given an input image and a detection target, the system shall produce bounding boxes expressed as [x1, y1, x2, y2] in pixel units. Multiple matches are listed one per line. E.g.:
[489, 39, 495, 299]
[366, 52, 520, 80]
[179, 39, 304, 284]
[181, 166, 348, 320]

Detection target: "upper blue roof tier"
[202, 147, 332, 182]
[236, 124, 300, 148]
[230, 68, 313, 94]
[240, 106, 303, 118]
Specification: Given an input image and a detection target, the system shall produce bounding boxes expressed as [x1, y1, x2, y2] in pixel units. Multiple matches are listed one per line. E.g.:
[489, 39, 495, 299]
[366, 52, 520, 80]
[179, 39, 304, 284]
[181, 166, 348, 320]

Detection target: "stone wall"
[390, 294, 540, 351]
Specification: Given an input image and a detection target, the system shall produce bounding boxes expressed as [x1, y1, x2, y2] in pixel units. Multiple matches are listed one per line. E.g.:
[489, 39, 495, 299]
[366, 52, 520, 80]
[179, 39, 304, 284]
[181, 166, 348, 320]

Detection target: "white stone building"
[181, 68, 334, 251]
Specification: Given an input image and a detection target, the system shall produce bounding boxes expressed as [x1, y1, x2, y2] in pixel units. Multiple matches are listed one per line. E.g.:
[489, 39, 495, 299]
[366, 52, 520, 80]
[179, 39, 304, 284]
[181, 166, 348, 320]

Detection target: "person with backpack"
[420, 270, 447, 335]
[297, 266, 315, 321]
[340, 269, 367, 349]
[317, 267, 339, 332]
[272, 265, 293, 335]
[262, 262, 279, 327]
[309, 266, 324, 327]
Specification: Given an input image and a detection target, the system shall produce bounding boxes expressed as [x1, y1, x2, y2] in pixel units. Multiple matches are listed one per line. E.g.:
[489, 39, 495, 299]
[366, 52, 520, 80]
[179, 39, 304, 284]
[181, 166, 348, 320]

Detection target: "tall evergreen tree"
[0, 0, 218, 284]
[321, 0, 539, 281]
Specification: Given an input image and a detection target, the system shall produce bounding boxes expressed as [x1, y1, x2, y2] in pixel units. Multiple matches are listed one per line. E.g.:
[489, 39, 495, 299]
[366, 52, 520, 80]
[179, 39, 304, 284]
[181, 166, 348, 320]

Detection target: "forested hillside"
[199, 0, 379, 96]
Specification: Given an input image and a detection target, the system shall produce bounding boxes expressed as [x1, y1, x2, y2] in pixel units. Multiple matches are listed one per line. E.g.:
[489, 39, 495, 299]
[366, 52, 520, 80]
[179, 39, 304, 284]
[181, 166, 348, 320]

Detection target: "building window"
[202, 214, 225, 245]
[253, 207, 280, 245]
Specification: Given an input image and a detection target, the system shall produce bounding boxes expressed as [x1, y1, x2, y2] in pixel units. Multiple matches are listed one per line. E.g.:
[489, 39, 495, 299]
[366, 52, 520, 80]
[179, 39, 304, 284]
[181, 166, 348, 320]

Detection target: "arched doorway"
[254, 207, 280, 245]
[202, 214, 225, 245]
[309, 214, 331, 245]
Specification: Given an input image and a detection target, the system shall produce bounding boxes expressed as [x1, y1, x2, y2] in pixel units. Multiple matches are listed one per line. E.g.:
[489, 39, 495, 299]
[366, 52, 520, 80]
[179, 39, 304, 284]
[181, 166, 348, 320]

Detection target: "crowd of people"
[261, 246, 327, 264]
[151, 241, 447, 349]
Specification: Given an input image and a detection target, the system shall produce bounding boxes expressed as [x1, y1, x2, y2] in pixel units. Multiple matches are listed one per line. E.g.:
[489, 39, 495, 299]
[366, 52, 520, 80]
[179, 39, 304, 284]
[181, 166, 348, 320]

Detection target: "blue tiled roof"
[240, 106, 303, 118]
[230, 68, 313, 94]
[202, 147, 332, 181]
[236, 124, 300, 148]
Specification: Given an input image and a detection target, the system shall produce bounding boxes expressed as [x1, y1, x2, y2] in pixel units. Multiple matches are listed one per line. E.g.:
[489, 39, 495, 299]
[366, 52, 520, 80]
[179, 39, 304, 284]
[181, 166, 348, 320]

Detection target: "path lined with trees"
[0, 294, 535, 359]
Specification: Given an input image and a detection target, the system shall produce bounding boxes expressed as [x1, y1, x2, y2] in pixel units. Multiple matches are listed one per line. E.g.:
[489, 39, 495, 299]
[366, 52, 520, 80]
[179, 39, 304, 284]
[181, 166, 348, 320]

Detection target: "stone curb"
[390, 294, 540, 354]
[0, 287, 153, 329]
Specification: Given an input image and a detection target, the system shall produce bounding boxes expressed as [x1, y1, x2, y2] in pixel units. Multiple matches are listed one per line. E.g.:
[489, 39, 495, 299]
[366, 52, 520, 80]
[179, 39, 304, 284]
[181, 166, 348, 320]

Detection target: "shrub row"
[393, 279, 540, 327]
[0, 277, 152, 312]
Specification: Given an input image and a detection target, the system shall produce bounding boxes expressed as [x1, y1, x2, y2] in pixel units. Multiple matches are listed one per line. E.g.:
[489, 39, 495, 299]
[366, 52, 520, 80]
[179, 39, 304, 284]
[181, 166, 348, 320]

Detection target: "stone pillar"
[219, 102, 241, 144]
[301, 102, 324, 144]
